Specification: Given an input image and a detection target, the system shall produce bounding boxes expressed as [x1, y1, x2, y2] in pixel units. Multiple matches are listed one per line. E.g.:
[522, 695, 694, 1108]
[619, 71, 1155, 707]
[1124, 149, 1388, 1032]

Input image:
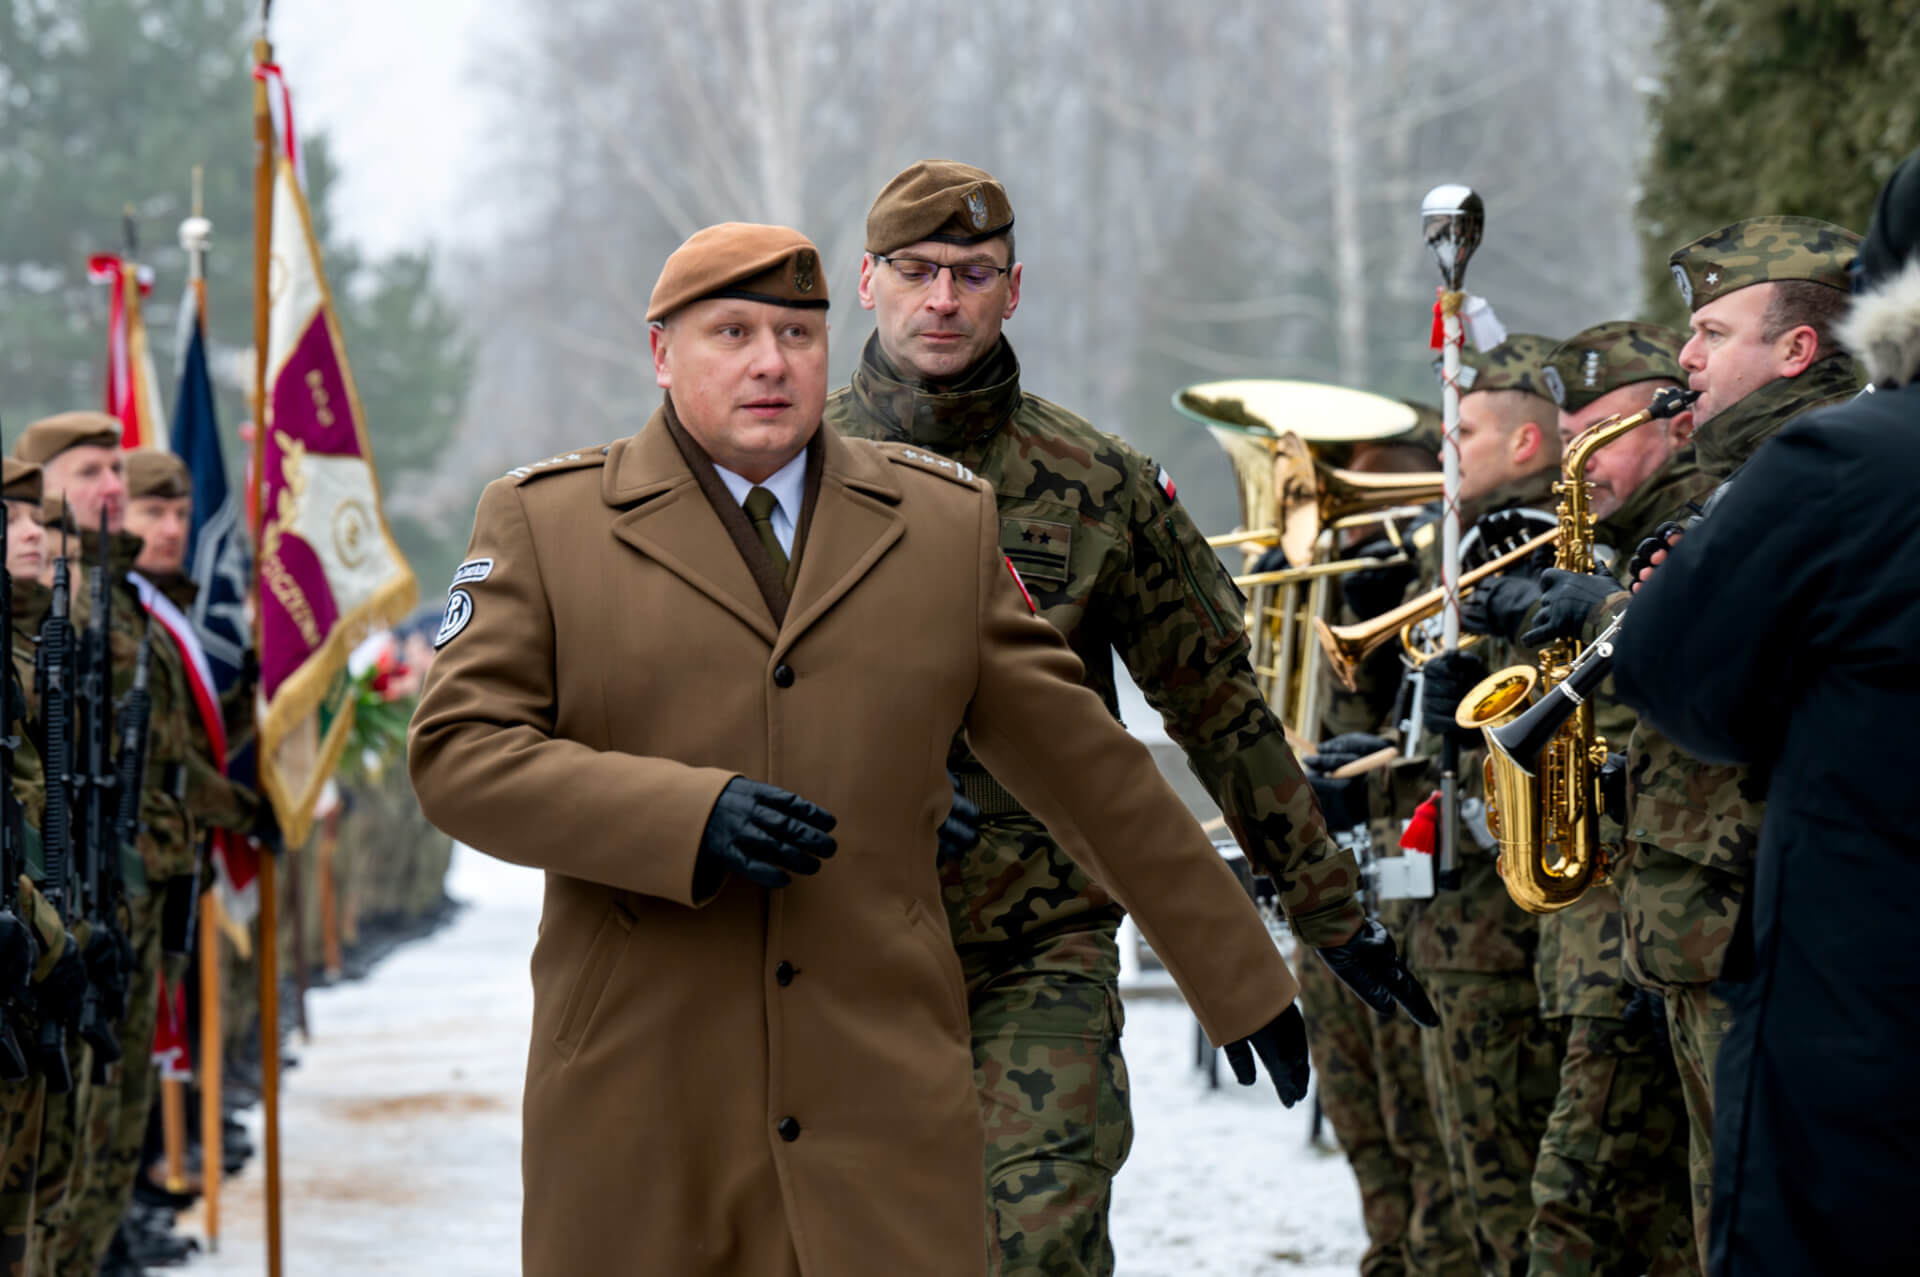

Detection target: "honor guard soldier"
[410, 221, 1318, 1277]
[1529, 216, 1862, 1267]
[825, 160, 1436, 1276]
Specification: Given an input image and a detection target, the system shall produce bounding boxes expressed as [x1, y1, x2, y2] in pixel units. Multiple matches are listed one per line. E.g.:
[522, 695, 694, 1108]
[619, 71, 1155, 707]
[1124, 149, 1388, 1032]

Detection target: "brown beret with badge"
[1668, 215, 1862, 312]
[866, 160, 1015, 255]
[1543, 321, 1687, 412]
[125, 448, 193, 500]
[1, 458, 43, 506]
[14, 411, 121, 466]
[645, 222, 827, 323]
[1452, 332, 1561, 399]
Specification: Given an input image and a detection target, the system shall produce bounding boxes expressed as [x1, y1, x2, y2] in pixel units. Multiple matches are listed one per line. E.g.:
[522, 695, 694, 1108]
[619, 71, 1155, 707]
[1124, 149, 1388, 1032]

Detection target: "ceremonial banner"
[87, 254, 168, 449]
[256, 119, 415, 848]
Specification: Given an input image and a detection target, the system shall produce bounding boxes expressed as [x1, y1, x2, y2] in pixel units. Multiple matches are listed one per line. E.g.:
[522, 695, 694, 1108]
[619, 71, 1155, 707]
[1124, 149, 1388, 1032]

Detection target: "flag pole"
[251, 9, 286, 1273]
[179, 171, 223, 1252]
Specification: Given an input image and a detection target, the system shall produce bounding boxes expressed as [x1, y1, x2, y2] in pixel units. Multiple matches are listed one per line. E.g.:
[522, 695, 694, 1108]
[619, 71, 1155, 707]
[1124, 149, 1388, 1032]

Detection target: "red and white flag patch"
[1156, 466, 1177, 501]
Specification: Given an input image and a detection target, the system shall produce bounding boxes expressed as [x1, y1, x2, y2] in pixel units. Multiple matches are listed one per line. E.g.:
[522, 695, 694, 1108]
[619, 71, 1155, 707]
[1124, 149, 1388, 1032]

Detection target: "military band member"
[823, 160, 1435, 1276]
[409, 221, 1317, 1277]
[1528, 217, 1863, 1267]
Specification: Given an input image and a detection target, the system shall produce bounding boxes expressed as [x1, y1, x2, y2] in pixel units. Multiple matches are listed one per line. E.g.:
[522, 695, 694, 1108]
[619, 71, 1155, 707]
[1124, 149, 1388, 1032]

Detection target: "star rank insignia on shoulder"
[881, 443, 977, 486]
[506, 446, 610, 484]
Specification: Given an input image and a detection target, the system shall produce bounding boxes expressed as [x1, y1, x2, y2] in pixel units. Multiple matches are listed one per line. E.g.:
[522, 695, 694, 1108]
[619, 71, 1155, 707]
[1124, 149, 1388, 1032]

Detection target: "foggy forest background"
[2, 0, 1914, 590]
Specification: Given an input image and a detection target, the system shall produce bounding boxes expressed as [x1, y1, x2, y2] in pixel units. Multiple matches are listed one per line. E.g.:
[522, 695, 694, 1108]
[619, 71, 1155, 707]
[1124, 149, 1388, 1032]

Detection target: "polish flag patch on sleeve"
[1156, 466, 1177, 501]
[1004, 556, 1038, 613]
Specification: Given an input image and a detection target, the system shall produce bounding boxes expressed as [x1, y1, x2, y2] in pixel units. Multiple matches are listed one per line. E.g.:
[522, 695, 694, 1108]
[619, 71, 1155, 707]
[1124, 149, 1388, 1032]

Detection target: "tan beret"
[1, 459, 42, 506]
[15, 412, 121, 466]
[125, 449, 192, 500]
[866, 160, 1014, 255]
[646, 223, 827, 323]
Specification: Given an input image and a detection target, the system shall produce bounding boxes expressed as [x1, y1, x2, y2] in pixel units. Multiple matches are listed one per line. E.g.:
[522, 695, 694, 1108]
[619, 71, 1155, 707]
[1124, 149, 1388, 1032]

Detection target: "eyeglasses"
[875, 254, 1012, 293]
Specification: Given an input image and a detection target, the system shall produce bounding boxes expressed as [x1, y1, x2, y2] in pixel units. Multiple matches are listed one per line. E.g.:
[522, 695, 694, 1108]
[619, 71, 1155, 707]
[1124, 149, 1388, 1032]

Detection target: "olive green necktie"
[743, 486, 789, 579]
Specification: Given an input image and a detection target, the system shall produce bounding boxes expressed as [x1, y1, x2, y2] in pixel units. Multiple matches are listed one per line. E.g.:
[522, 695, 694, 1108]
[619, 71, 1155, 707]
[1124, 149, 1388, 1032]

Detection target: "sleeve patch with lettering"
[450, 557, 494, 587]
[435, 589, 475, 648]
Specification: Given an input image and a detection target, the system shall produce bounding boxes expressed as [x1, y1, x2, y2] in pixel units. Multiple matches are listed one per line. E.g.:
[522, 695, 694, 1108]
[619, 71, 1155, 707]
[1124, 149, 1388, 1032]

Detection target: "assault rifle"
[32, 551, 83, 1091]
[74, 512, 130, 1081]
[0, 499, 33, 1082]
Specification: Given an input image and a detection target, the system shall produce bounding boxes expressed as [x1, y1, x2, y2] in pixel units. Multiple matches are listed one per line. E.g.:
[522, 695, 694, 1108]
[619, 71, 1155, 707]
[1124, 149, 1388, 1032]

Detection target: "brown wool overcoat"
[408, 410, 1299, 1276]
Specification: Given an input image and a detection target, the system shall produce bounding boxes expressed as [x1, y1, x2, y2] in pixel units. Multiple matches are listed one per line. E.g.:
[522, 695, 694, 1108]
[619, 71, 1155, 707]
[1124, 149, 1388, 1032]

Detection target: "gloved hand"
[1622, 987, 1671, 1049]
[251, 800, 287, 858]
[937, 774, 981, 864]
[1627, 521, 1686, 593]
[1521, 569, 1621, 648]
[34, 940, 87, 1024]
[1305, 733, 1394, 775]
[1341, 552, 1419, 622]
[1461, 574, 1543, 643]
[81, 927, 131, 1022]
[1225, 1004, 1311, 1107]
[696, 778, 838, 892]
[1419, 651, 1488, 746]
[1316, 917, 1441, 1027]
[0, 910, 34, 997]
[1307, 773, 1366, 832]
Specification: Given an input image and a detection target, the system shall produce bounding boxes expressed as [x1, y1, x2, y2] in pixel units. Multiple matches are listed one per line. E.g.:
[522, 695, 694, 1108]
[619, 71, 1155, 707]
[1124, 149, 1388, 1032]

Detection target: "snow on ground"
[182, 845, 1364, 1274]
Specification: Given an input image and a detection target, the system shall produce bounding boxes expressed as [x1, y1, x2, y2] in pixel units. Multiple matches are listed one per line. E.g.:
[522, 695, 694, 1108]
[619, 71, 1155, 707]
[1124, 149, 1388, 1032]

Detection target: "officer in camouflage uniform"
[14, 419, 199, 1277]
[826, 161, 1437, 1276]
[1527, 218, 1862, 1268]
[1406, 335, 1569, 1277]
[1464, 322, 1707, 1275]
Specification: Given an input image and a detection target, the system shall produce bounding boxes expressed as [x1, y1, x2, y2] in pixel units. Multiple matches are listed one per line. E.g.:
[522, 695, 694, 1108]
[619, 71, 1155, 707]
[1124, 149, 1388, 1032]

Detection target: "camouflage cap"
[1451, 333, 1560, 399]
[1, 458, 42, 506]
[15, 411, 121, 465]
[1395, 399, 1444, 456]
[866, 160, 1014, 255]
[125, 448, 192, 500]
[1543, 321, 1687, 412]
[1668, 215, 1861, 312]
[646, 223, 827, 323]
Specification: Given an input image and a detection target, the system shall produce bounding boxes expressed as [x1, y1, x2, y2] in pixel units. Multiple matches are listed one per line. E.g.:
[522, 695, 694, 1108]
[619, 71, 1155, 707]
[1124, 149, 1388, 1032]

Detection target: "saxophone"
[1453, 386, 1698, 913]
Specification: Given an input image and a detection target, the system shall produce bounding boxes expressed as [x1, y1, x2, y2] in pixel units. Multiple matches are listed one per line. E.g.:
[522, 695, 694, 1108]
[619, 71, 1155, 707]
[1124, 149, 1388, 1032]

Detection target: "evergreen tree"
[1639, 0, 1920, 322]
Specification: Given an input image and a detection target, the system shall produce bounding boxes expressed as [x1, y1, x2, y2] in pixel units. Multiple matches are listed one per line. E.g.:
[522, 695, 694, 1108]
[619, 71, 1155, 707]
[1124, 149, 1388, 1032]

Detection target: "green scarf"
[1693, 355, 1858, 480]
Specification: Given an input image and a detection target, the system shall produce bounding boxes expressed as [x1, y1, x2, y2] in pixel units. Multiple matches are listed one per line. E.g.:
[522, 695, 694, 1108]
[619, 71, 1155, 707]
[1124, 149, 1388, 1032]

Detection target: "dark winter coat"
[1613, 256, 1920, 1276]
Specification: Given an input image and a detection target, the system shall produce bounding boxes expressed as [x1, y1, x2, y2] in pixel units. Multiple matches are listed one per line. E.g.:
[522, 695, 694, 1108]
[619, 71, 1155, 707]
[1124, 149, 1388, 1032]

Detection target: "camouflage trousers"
[1662, 982, 1734, 1273]
[1297, 951, 1476, 1276]
[1417, 971, 1564, 1277]
[1527, 1014, 1696, 1277]
[36, 891, 163, 1277]
[0, 1075, 47, 1276]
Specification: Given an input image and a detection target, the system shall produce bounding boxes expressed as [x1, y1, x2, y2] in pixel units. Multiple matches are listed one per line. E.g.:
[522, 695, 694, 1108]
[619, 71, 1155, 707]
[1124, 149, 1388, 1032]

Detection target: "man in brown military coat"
[408, 223, 1313, 1277]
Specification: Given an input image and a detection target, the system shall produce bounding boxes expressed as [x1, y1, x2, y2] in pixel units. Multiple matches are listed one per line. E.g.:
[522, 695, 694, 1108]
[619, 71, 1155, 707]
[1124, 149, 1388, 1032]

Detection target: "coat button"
[777, 1116, 801, 1142]
[775, 961, 795, 987]
[772, 663, 794, 688]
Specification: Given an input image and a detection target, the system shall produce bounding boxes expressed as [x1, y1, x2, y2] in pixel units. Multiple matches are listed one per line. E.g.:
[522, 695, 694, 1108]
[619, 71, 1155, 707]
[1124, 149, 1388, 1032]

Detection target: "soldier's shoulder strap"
[505, 445, 612, 485]
[873, 441, 981, 488]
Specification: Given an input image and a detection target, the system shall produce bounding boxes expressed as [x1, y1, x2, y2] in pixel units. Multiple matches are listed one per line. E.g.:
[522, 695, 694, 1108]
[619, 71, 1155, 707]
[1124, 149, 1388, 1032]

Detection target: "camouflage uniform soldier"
[1466, 322, 1707, 1276]
[13, 421, 198, 1277]
[1527, 219, 1862, 1268]
[826, 161, 1436, 1276]
[1406, 335, 1568, 1277]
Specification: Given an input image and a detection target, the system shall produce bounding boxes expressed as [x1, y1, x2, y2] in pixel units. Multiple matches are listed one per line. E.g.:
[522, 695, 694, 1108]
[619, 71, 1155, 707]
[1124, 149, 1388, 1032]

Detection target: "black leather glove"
[1627, 521, 1686, 588]
[1521, 569, 1620, 648]
[1622, 987, 1671, 1049]
[1305, 733, 1393, 775]
[1598, 751, 1628, 826]
[936, 774, 981, 864]
[0, 909, 34, 997]
[1316, 917, 1441, 1027]
[1461, 574, 1543, 643]
[81, 927, 131, 1022]
[1307, 773, 1366, 832]
[1341, 550, 1419, 622]
[695, 778, 838, 892]
[34, 940, 87, 1022]
[1419, 651, 1488, 746]
[1225, 1004, 1311, 1107]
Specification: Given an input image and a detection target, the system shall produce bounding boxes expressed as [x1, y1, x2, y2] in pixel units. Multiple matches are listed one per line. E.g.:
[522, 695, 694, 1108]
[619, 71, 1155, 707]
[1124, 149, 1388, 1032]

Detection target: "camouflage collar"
[1693, 354, 1858, 479]
[1461, 466, 1558, 526]
[78, 528, 145, 582]
[1596, 447, 1706, 563]
[849, 333, 1023, 452]
[10, 576, 48, 631]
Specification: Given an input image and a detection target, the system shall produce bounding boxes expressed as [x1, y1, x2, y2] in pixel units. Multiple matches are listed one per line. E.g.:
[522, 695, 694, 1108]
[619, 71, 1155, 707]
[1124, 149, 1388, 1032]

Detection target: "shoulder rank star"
[1156, 466, 1177, 501]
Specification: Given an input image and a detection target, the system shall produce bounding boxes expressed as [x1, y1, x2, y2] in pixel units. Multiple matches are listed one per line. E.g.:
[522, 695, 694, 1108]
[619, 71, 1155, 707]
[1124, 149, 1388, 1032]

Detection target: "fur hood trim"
[1838, 255, 1920, 388]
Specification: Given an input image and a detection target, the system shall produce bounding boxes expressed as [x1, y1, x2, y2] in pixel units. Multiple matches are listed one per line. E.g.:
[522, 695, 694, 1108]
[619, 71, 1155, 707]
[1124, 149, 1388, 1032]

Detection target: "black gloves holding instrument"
[1627, 521, 1686, 592]
[1225, 1003, 1311, 1106]
[695, 777, 838, 893]
[1461, 574, 1543, 643]
[1305, 733, 1394, 775]
[1317, 918, 1441, 1027]
[1419, 650, 1488, 746]
[1522, 569, 1621, 648]
[937, 774, 982, 864]
[1340, 540, 1419, 622]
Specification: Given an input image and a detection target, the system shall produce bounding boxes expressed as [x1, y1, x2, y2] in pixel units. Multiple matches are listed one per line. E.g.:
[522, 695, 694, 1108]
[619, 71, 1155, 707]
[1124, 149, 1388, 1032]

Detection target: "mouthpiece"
[1648, 386, 1701, 418]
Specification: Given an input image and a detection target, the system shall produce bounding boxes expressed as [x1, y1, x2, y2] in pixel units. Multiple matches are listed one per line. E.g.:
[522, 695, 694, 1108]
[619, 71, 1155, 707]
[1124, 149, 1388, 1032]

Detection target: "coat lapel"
[605, 410, 779, 647]
[775, 427, 904, 661]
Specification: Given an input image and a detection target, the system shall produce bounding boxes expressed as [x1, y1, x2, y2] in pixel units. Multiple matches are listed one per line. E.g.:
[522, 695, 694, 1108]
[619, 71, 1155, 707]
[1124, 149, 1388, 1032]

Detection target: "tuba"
[1452, 386, 1699, 913]
[1177, 381, 1439, 736]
